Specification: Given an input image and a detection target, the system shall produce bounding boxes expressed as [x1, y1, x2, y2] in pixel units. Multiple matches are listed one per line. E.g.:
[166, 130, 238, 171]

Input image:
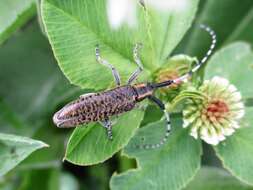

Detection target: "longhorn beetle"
[53, 24, 216, 149]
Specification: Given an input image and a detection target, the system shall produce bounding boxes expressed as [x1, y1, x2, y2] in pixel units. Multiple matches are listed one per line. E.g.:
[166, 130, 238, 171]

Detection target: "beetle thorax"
[133, 83, 153, 101]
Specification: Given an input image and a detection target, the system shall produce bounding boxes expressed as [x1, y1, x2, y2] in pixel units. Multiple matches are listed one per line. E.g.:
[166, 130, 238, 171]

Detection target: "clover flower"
[183, 76, 245, 145]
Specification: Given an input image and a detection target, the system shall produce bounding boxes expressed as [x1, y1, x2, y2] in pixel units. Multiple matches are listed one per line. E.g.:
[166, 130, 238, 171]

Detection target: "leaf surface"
[0, 22, 80, 171]
[0, 0, 36, 44]
[184, 167, 253, 190]
[65, 109, 144, 165]
[0, 133, 48, 177]
[178, 0, 253, 58]
[41, 0, 199, 89]
[214, 124, 253, 185]
[205, 42, 253, 98]
[110, 117, 202, 190]
[204, 42, 253, 185]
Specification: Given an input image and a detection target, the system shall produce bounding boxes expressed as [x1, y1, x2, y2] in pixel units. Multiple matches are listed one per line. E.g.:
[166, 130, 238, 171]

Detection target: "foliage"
[0, 0, 253, 189]
[184, 167, 253, 190]
[41, 0, 198, 89]
[0, 21, 80, 189]
[110, 117, 202, 190]
[0, 0, 36, 45]
[65, 109, 144, 165]
[0, 133, 48, 177]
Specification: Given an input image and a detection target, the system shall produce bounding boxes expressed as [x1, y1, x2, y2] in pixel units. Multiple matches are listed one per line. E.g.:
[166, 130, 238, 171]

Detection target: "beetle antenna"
[152, 24, 217, 89]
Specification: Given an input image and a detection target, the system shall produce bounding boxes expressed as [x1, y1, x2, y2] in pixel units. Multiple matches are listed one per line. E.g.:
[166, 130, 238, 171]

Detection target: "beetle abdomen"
[53, 85, 137, 128]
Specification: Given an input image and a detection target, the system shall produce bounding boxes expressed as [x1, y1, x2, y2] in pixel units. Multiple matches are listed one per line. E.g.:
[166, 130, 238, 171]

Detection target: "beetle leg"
[100, 119, 113, 140]
[127, 43, 144, 84]
[137, 96, 171, 149]
[95, 45, 121, 86]
[149, 96, 171, 134]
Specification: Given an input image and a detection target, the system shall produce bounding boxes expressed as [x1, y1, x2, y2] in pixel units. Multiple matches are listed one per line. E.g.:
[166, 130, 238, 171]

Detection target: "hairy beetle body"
[53, 85, 140, 127]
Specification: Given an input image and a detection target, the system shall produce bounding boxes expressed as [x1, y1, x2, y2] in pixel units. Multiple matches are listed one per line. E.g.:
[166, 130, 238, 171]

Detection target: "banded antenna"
[140, 24, 217, 149]
[153, 24, 217, 89]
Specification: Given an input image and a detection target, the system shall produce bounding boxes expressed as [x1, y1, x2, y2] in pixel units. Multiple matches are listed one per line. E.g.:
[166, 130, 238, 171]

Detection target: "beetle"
[53, 24, 216, 149]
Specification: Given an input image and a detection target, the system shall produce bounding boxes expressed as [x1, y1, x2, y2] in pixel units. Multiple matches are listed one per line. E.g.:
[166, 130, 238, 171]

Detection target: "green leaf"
[224, 7, 253, 46]
[203, 42, 253, 185]
[0, 21, 79, 171]
[184, 167, 253, 190]
[0, 0, 36, 44]
[242, 107, 253, 128]
[149, 1, 199, 64]
[65, 109, 144, 165]
[0, 21, 81, 130]
[204, 42, 253, 99]
[214, 124, 253, 186]
[41, 0, 199, 89]
[179, 0, 253, 58]
[110, 116, 202, 190]
[0, 133, 48, 177]
[20, 125, 65, 168]
[140, 105, 162, 127]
